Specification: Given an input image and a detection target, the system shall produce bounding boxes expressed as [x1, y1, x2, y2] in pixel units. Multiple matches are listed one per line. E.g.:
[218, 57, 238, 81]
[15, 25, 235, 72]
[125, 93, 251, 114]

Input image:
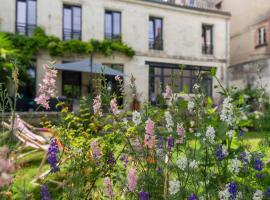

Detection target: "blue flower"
[139, 191, 149, 200]
[120, 154, 128, 168]
[215, 145, 225, 161]
[107, 152, 115, 165]
[228, 182, 237, 200]
[48, 137, 59, 173]
[254, 158, 263, 171]
[41, 185, 52, 200]
[167, 136, 174, 151]
[189, 192, 197, 200]
[265, 186, 270, 198]
[256, 173, 263, 179]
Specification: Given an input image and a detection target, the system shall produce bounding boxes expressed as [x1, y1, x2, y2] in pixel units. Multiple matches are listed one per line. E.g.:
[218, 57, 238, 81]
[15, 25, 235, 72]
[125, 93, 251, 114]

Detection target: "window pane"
[155, 19, 162, 38]
[149, 20, 154, 39]
[73, 7, 81, 31]
[27, 0, 36, 25]
[113, 13, 121, 35]
[64, 8, 72, 29]
[105, 13, 112, 35]
[17, 1, 26, 24]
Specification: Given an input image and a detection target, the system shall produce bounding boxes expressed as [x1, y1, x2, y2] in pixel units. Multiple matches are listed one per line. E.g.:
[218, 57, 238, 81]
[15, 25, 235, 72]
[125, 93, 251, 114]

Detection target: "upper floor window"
[16, 0, 37, 36]
[202, 24, 213, 55]
[63, 5, 81, 40]
[105, 11, 121, 41]
[256, 26, 267, 47]
[149, 17, 163, 50]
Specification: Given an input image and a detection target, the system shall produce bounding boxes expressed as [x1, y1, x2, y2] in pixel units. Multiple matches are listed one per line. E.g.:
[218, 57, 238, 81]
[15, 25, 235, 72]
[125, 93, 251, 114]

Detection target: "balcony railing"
[104, 33, 122, 42]
[202, 44, 213, 55]
[147, 0, 218, 10]
[63, 29, 81, 40]
[16, 23, 36, 36]
[149, 37, 163, 50]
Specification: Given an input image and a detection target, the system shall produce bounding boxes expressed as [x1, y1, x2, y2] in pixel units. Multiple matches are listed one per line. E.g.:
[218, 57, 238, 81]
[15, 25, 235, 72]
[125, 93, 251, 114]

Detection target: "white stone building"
[0, 0, 230, 110]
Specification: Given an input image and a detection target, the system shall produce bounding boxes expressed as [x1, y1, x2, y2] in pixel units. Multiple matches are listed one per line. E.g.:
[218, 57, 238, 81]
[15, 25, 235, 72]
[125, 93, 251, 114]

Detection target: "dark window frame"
[256, 26, 267, 48]
[62, 69, 82, 99]
[104, 10, 122, 41]
[149, 16, 163, 50]
[202, 24, 214, 55]
[15, 0, 37, 36]
[63, 4, 82, 40]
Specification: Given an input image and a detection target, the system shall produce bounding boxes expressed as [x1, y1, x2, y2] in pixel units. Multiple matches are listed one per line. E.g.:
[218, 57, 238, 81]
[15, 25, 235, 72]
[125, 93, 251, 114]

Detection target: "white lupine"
[188, 100, 195, 112]
[132, 111, 142, 126]
[176, 155, 188, 170]
[169, 180, 180, 195]
[229, 158, 241, 174]
[189, 160, 198, 169]
[219, 189, 231, 200]
[220, 96, 235, 126]
[205, 126, 215, 144]
[253, 190, 263, 200]
[226, 130, 234, 138]
[165, 111, 174, 132]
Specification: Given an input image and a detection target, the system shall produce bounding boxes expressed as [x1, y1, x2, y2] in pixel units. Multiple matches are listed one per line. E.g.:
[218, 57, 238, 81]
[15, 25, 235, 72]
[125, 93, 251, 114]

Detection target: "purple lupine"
[189, 193, 197, 200]
[41, 185, 52, 200]
[107, 152, 115, 166]
[139, 191, 149, 200]
[256, 173, 263, 179]
[228, 182, 237, 200]
[167, 136, 174, 151]
[48, 137, 59, 173]
[215, 145, 225, 161]
[265, 186, 270, 198]
[254, 158, 263, 171]
[120, 154, 128, 168]
[238, 130, 244, 137]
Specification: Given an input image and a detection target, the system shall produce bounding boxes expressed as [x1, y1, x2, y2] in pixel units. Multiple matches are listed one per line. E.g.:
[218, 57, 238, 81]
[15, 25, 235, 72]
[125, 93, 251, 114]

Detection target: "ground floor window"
[148, 63, 213, 104]
[62, 71, 81, 99]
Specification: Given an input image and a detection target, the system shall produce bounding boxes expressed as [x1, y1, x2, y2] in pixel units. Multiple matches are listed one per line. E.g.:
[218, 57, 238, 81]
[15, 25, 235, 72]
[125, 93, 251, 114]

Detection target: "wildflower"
[189, 160, 198, 169]
[167, 136, 174, 151]
[227, 182, 237, 200]
[265, 187, 270, 198]
[48, 137, 59, 173]
[120, 154, 128, 168]
[115, 75, 121, 82]
[189, 193, 197, 200]
[229, 158, 241, 175]
[0, 146, 15, 187]
[169, 180, 180, 195]
[132, 111, 142, 126]
[176, 155, 188, 170]
[163, 85, 172, 100]
[107, 152, 115, 166]
[90, 140, 101, 161]
[165, 111, 174, 132]
[219, 188, 231, 200]
[110, 98, 120, 115]
[205, 126, 215, 144]
[253, 190, 263, 200]
[93, 95, 102, 116]
[220, 96, 235, 126]
[104, 177, 114, 198]
[253, 158, 263, 171]
[41, 185, 52, 200]
[193, 83, 200, 90]
[176, 123, 185, 144]
[238, 130, 244, 137]
[35, 64, 57, 109]
[188, 100, 195, 112]
[216, 144, 228, 161]
[144, 118, 156, 148]
[239, 151, 251, 163]
[226, 130, 234, 138]
[139, 191, 149, 200]
[127, 167, 137, 191]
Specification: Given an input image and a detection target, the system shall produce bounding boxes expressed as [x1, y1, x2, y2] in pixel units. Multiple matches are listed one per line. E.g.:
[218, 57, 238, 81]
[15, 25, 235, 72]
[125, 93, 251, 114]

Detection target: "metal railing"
[63, 29, 81, 40]
[149, 37, 163, 50]
[16, 23, 36, 36]
[202, 44, 213, 55]
[104, 33, 122, 42]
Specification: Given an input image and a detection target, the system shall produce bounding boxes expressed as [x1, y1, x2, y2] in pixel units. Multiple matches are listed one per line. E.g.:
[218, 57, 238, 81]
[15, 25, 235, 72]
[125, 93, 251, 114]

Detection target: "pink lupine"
[90, 140, 101, 160]
[0, 146, 15, 187]
[127, 167, 137, 191]
[176, 123, 185, 144]
[163, 85, 172, 100]
[110, 98, 120, 115]
[144, 118, 156, 148]
[104, 177, 114, 198]
[35, 64, 58, 109]
[93, 95, 102, 116]
[115, 75, 121, 82]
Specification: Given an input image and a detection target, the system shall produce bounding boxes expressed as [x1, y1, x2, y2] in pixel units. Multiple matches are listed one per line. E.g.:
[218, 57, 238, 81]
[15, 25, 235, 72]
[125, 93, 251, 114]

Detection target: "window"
[63, 5, 81, 40]
[149, 63, 212, 104]
[202, 24, 213, 55]
[16, 0, 37, 36]
[257, 27, 267, 47]
[105, 11, 121, 41]
[62, 71, 81, 99]
[149, 17, 163, 50]
[104, 64, 124, 73]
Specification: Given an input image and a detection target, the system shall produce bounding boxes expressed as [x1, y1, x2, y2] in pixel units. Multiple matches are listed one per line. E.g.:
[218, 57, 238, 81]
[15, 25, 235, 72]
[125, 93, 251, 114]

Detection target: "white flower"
[188, 101, 195, 112]
[220, 96, 235, 126]
[193, 84, 200, 90]
[165, 111, 174, 132]
[189, 160, 198, 169]
[190, 121, 195, 127]
[132, 111, 141, 126]
[176, 156, 188, 170]
[169, 180, 180, 195]
[205, 126, 215, 144]
[253, 190, 263, 200]
[229, 158, 241, 174]
[226, 130, 234, 138]
[219, 189, 230, 200]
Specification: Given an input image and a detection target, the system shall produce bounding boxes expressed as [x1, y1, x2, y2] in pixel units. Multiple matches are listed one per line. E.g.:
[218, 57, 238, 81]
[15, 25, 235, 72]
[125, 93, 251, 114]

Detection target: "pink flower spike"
[115, 75, 121, 82]
[104, 177, 114, 198]
[110, 98, 120, 115]
[93, 95, 102, 116]
[163, 85, 172, 100]
[144, 118, 156, 148]
[127, 167, 137, 191]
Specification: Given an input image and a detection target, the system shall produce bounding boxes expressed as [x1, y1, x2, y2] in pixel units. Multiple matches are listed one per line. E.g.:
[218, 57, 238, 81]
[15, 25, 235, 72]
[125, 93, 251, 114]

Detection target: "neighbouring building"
[217, 0, 270, 91]
[0, 0, 230, 111]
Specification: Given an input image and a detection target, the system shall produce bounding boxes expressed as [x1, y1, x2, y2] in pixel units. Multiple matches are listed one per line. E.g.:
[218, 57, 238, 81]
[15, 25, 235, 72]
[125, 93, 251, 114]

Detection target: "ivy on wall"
[3, 27, 135, 66]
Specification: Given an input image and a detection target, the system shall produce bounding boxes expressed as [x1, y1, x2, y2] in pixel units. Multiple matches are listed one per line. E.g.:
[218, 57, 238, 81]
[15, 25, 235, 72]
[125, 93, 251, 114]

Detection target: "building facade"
[218, 0, 270, 91]
[0, 0, 230, 110]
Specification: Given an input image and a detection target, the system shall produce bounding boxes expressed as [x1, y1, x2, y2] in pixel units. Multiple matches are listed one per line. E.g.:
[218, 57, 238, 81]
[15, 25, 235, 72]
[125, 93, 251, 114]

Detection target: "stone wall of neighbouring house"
[228, 58, 270, 93]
